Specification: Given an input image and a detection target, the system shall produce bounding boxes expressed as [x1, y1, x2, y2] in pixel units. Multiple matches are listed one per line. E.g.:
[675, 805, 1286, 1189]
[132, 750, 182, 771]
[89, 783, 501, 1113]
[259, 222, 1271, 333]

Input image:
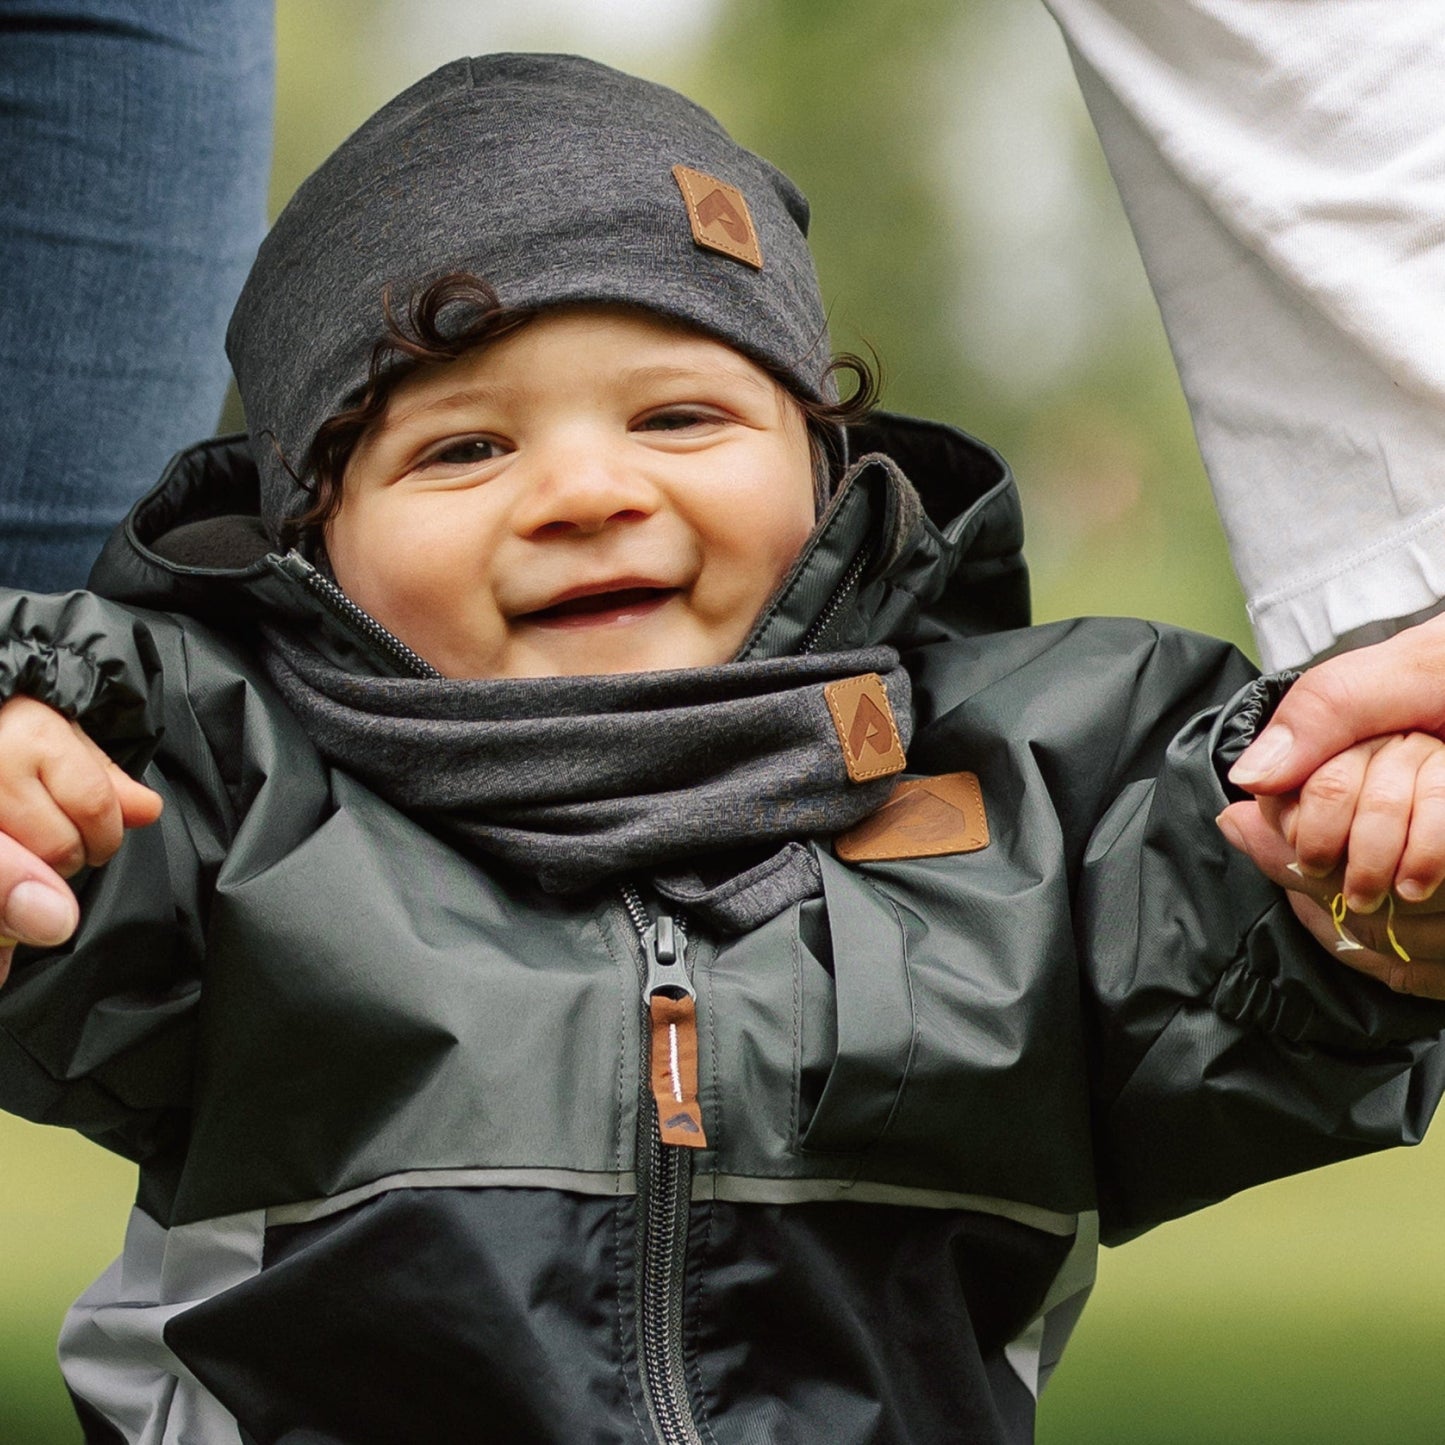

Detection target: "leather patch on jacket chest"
[834, 772, 989, 862]
[823, 673, 907, 782]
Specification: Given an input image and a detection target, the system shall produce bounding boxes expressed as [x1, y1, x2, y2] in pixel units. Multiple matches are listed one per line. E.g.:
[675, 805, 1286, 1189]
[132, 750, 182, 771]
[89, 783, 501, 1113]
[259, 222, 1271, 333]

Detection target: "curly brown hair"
[280, 271, 879, 554]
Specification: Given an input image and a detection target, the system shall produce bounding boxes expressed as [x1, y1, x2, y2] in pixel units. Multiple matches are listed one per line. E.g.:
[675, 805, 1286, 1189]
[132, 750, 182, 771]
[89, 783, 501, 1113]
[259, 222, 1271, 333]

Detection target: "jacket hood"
[88, 411, 1029, 673]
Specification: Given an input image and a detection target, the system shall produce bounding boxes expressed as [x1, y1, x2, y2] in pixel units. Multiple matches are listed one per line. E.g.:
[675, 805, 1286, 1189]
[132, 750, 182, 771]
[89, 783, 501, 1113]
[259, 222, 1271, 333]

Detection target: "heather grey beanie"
[226, 53, 833, 540]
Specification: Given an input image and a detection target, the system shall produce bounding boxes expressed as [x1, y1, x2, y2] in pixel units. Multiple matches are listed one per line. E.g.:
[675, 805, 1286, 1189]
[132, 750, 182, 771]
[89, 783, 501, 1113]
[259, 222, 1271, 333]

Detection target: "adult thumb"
[1229, 613, 1445, 795]
[0, 833, 79, 987]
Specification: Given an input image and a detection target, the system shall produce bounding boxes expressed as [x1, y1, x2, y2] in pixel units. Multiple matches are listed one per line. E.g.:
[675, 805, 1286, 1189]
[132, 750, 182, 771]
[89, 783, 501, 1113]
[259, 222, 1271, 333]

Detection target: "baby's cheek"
[762, 523, 812, 597]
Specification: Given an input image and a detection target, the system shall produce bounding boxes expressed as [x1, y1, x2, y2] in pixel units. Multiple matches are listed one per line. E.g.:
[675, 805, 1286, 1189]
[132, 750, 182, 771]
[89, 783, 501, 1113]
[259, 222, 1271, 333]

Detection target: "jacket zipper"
[619, 540, 861, 1442]
[276, 550, 440, 678]
[276, 548, 736, 1439]
[620, 884, 707, 1445]
[797, 548, 868, 655]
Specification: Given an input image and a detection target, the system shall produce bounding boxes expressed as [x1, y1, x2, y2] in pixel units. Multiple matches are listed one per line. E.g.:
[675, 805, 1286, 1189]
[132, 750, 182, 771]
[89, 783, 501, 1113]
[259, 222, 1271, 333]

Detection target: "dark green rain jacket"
[1, 414, 1442, 1445]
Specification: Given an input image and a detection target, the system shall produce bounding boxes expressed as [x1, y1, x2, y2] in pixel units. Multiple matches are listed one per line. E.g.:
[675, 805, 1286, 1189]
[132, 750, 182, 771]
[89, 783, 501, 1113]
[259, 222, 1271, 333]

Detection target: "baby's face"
[326, 306, 816, 679]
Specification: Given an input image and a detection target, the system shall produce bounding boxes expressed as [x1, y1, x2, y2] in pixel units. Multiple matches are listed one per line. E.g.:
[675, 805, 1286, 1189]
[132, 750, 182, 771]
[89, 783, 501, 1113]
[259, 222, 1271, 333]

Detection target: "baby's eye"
[419, 436, 504, 468]
[635, 407, 721, 433]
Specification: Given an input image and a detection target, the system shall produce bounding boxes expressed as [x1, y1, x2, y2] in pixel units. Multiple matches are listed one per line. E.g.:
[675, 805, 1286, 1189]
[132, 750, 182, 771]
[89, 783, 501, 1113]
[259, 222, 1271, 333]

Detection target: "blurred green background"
[6, 2, 1443, 1441]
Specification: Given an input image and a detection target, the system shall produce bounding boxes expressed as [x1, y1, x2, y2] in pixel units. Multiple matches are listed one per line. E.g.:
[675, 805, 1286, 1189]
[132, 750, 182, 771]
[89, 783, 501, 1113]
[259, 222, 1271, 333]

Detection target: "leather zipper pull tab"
[637, 904, 706, 1147]
[649, 994, 708, 1149]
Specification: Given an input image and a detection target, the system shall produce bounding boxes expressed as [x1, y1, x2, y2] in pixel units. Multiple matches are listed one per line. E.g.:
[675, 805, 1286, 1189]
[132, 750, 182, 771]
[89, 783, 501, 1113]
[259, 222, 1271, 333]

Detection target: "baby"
[0, 54, 1443, 1445]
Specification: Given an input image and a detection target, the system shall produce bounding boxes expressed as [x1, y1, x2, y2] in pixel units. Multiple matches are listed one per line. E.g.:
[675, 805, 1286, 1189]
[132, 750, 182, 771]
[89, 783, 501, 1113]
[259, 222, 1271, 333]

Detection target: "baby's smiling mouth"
[522, 585, 679, 628]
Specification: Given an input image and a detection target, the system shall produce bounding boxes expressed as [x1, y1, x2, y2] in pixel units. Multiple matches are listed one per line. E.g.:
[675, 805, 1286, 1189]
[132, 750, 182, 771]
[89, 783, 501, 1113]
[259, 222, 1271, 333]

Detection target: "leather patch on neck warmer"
[823, 673, 907, 783]
[834, 772, 990, 862]
[672, 164, 763, 269]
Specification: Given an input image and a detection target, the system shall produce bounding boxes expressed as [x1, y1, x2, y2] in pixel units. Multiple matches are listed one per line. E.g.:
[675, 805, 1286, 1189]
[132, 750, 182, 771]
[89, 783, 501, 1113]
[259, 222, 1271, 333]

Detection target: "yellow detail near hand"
[1330, 890, 1411, 962]
[1385, 893, 1411, 963]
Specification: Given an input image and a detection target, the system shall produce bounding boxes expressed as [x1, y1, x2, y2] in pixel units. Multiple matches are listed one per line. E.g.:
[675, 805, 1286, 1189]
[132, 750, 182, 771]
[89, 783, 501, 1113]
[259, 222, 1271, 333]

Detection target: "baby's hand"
[1263, 731, 1445, 912]
[0, 695, 163, 984]
[1219, 732, 1445, 998]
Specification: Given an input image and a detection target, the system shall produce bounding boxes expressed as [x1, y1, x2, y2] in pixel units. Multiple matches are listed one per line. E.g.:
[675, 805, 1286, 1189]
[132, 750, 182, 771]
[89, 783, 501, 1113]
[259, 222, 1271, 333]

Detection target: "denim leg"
[0, 0, 274, 591]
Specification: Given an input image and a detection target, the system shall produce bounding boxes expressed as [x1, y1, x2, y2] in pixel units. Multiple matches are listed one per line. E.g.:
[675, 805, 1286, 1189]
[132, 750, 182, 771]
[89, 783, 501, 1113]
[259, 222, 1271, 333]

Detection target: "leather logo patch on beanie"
[834, 773, 990, 862]
[672, 164, 763, 269]
[823, 674, 907, 783]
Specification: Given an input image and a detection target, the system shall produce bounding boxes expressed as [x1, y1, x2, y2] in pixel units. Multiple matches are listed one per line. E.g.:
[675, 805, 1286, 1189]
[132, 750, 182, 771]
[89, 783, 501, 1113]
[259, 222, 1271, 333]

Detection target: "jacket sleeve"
[1067, 623, 1445, 1244]
[0, 589, 239, 1166]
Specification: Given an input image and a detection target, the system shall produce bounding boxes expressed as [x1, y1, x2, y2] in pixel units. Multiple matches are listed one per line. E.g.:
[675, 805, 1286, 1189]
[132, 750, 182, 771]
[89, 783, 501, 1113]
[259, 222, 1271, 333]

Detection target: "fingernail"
[4, 882, 75, 947]
[1215, 811, 1244, 849]
[1397, 880, 1434, 903]
[1229, 725, 1294, 788]
[1345, 890, 1386, 916]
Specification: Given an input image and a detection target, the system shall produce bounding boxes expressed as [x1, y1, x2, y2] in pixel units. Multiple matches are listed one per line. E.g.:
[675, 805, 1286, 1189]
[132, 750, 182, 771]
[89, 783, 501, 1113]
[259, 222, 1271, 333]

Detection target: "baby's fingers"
[109, 761, 164, 830]
[0, 777, 96, 878]
[29, 723, 130, 873]
[1254, 792, 1296, 843]
[1394, 745, 1445, 904]
[1342, 733, 1441, 913]
[1290, 739, 1387, 878]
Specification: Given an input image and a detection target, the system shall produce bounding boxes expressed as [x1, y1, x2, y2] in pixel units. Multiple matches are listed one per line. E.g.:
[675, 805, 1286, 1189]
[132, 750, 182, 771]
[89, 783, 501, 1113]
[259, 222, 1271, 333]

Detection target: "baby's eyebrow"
[619, 362, 773, 396]
[384, 385, 520, 430]
[383, 358, 774, 434]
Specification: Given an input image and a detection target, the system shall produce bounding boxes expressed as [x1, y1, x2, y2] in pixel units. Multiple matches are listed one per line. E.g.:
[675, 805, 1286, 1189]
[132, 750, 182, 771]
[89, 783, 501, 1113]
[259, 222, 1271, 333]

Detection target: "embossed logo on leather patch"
[672, 164, 763, 269]
[823, 673, 907, 783]
[834, 772, 989, 862]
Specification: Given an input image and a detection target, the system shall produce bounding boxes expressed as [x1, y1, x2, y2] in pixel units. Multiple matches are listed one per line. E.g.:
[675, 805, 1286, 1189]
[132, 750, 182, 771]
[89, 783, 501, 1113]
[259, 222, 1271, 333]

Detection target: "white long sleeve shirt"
[1046, 0, 1445, 668]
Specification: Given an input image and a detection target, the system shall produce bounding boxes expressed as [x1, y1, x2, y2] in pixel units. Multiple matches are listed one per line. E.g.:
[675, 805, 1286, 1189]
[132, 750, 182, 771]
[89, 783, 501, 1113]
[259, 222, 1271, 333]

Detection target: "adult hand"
[0, 835, 79, 987]
[1229, 613, 1445, 795]
[1219, 800, 1445, 999]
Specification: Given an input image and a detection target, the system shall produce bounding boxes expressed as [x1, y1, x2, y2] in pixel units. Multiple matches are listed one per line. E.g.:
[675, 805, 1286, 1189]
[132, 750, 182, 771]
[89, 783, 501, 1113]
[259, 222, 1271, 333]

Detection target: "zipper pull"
[643, 914, 694, 1003]
[275, 548, 316, 580]
[644, 916, 708, 1149]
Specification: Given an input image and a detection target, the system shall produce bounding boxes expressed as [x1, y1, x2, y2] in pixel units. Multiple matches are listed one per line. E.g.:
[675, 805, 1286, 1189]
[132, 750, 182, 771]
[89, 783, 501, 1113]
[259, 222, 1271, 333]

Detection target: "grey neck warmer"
[260, 633, 911, 934]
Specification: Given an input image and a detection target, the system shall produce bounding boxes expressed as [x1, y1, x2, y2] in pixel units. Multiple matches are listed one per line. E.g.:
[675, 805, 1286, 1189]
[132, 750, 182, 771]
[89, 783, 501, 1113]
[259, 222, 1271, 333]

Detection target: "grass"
[1040, 1137, 1445, 1441]
[0, 1116, 132, 1444]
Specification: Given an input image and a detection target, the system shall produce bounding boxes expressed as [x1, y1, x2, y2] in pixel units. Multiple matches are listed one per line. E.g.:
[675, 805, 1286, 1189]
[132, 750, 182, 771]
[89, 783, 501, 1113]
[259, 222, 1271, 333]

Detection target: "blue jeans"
[0, 0, 274, 591]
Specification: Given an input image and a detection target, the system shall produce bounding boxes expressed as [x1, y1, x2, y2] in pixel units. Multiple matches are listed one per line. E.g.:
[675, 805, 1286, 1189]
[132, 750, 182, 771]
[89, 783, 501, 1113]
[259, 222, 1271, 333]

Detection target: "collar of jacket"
[87, 411, 1029, 673]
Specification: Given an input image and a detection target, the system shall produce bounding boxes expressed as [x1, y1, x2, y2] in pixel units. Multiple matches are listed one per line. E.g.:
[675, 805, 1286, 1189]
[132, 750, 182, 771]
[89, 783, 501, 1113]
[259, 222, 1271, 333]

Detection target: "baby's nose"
[516, 444, 660, 537]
